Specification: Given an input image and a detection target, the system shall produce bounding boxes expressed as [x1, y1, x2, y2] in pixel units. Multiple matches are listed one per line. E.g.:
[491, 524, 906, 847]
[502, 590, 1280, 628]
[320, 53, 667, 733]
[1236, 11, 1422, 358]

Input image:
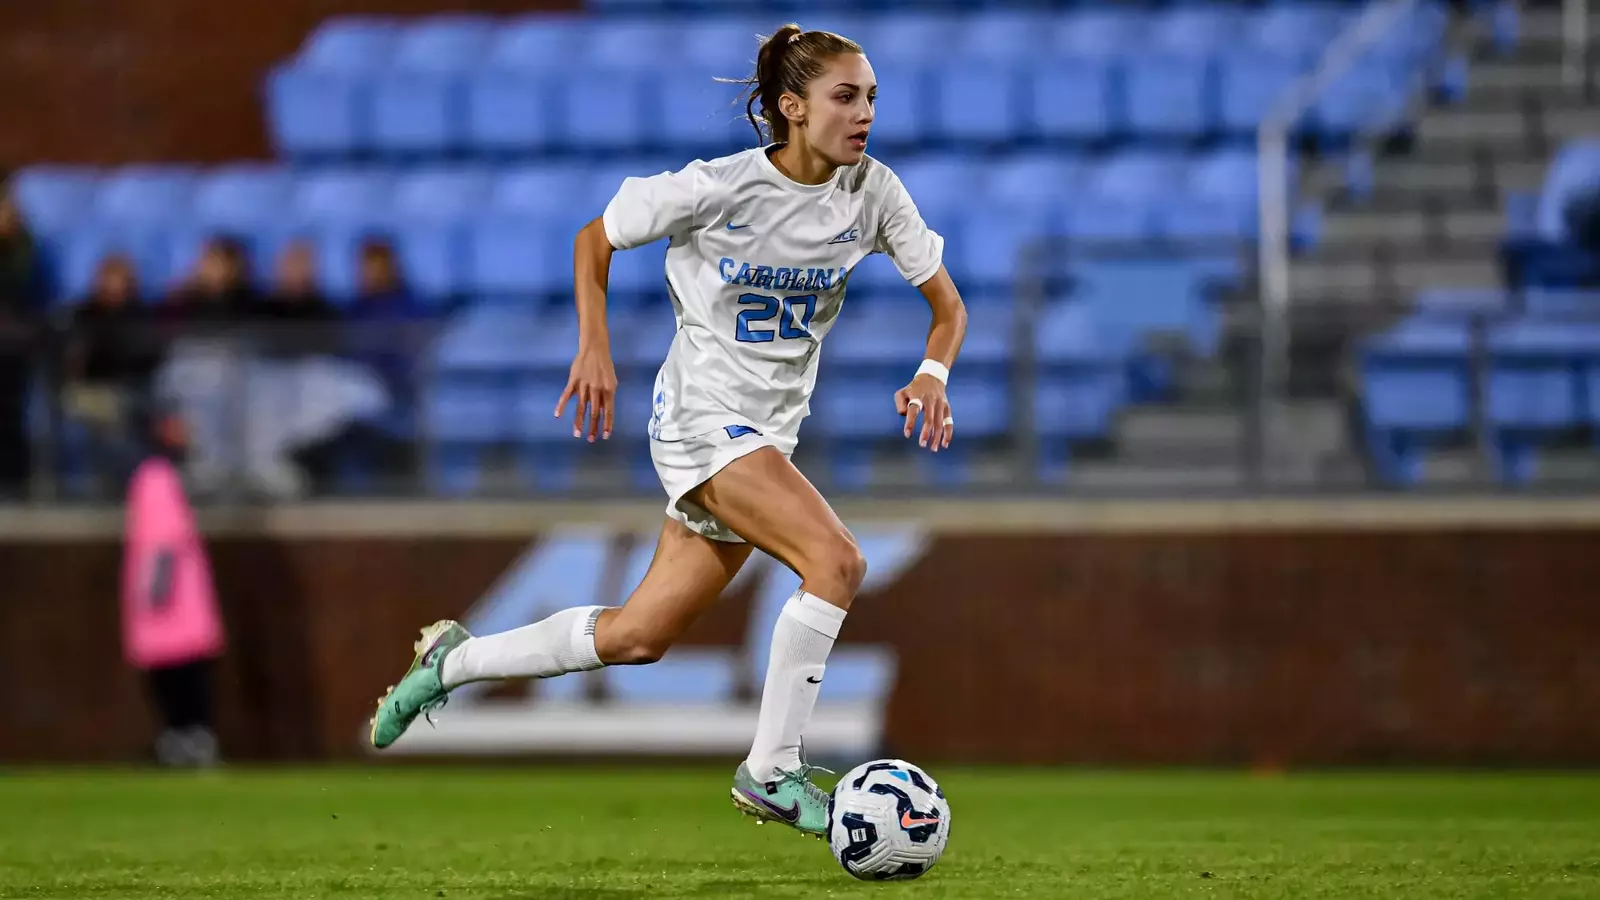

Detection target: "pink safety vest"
[120, 457, 226, 670]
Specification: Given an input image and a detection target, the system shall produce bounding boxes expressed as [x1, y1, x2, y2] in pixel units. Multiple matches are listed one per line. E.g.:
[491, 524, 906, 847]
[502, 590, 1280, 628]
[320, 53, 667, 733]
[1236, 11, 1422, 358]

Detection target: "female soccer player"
[371, 24, 968, 837]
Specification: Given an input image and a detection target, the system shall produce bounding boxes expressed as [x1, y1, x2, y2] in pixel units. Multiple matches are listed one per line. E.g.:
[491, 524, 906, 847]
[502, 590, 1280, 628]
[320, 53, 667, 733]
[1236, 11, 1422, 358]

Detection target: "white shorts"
[650, 425, 791, 543]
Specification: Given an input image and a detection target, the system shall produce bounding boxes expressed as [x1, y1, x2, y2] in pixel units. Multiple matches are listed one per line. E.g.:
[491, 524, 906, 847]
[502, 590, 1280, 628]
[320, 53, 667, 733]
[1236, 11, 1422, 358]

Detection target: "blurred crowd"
[0, 178, 440, 500]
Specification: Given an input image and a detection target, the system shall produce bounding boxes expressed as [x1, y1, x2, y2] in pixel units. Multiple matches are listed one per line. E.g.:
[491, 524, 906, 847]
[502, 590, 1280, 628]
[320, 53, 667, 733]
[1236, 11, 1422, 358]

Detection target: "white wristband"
[916, 359, 949, 385]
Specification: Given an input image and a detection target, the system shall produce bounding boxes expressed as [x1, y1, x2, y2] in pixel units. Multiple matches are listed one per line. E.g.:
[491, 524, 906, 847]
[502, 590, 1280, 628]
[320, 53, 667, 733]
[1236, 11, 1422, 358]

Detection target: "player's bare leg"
[690, 446, 866, 836]
[370, 518, 751, 749]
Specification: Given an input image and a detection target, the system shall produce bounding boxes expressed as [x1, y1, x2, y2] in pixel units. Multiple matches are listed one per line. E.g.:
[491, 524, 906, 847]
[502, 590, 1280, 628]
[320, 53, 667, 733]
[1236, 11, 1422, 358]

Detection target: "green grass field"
[2, 767, 1597, 899]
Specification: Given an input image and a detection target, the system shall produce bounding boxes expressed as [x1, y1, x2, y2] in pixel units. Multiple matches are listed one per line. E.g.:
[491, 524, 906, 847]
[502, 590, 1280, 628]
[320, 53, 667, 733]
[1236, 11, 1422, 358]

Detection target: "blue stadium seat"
[1484, 320, 1600, 482]
[488, 15, 585, 70]
[1083, 152, 1184, 206]
[891, 154, 975, 227]
[1123, 59, 1213, 139]
[192, 166, 292, 230]
[465, 70, 555, 155]
[1027, 61, 1112, 142]
[1156, 199, 1254, 243]
[931, 63, 1021, 144]
[370, 72, 464, 156]
[1071, 258, 1217, 358]
[556, 72, 652, 151]
[952, 210, 1049, 289]
[1218, 55, 1307, 135]
[292, 169, 393, 226]
[306, 225, 369, 302]
[1312, 65, 1413, 140]
[93, 167, 197, 227]
[985, 154, 1081, 216]
[422, 376, 515, 495]
[1060, 199, 1156, 244]
[1033, 302, 1126, 480]
[266, 66, 369, 158]
[1159, 150, 1261, 239]
[1360, 319, 1473, 485]
[1051, 10, 1147, 59]
[493, 163, 590, 221]
[466, 216, 566, 299]
[390, 223, 466, 303]
[391, 16, 494, 71]
[298, 18, 397, 70]
[866, 63, 925, 147]
[392, 168, 493, 223]
[1535, 140, 1600, 242]
[1248, 5, 1355, 62]
[584, 19, 676, 70]
[1525, 289, 1600, 317]
[679, 18, 766, 72]
[658, 69, 749, 154]
[960, 11, 1050, 62]
[1149, 7, 1242, 59]
[860, 13, 958, 66]
[8, 168, 98, 236]
[608, 238, 668, 296]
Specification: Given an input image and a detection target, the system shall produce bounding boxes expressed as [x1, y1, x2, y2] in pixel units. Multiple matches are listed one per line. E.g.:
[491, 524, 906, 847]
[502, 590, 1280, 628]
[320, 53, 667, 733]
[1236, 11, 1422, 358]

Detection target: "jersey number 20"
[735, 293, 817, 343]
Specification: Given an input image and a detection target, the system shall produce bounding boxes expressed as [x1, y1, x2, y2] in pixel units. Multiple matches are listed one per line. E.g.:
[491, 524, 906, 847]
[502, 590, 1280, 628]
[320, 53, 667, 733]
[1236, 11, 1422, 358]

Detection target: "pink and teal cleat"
[369, 620, 471, 750]
[731, 761, 833, 837]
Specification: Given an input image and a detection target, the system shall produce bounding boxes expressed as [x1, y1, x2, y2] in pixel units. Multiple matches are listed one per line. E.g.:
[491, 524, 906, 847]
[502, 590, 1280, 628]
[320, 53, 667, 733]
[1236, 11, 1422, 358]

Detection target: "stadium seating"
[11, 3, 1473, 493]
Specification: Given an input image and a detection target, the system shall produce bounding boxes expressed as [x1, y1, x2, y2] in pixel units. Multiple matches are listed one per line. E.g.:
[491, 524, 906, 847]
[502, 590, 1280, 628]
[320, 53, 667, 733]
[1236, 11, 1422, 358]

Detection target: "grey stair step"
[1358, 157, 1543, 195]
[1059, 463, 1249, 492]
[1416, 108, 1531, 145]
[1290, 256, 1501, 297]
[1317, 209, 1506, 246]
[1510, 11, 1600, 43]
[1117, 407, 1244, 449]
[1466, 59, 1580, 97]
[1305, 237, 1503, 263]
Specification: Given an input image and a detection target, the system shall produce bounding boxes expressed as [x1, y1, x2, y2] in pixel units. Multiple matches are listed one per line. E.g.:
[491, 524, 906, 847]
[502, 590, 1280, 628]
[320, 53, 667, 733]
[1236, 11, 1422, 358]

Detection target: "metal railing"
[1256, 0, 1440, 478]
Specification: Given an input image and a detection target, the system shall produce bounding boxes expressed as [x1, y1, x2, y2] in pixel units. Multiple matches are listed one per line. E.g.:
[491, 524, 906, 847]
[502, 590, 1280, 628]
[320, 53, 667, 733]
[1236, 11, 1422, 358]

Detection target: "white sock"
[440, 606, 605, 689]
[745, 590, 847, 780]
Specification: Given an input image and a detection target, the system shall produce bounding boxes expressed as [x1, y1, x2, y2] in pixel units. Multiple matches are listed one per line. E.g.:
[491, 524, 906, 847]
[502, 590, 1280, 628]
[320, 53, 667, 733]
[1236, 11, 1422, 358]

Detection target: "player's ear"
[778, 90, 806, 131]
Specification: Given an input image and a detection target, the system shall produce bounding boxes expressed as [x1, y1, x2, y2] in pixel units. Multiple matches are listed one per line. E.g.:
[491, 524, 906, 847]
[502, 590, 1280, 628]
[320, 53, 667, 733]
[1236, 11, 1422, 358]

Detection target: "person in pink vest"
[121, 455, 226, 767]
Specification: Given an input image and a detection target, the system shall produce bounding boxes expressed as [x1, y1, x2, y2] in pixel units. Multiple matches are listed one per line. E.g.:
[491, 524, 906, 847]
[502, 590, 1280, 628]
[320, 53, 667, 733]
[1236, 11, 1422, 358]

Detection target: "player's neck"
[767, 143, 837, 186]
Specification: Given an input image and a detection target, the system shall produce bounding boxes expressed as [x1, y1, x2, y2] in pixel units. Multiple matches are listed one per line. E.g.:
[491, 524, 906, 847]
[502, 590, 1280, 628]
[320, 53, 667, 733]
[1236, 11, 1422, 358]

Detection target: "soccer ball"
[826, 758, 950, 880]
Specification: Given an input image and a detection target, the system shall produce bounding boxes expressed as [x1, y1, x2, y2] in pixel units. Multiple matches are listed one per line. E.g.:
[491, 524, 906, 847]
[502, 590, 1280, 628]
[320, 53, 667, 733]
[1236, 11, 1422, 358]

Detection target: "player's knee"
[595, 614, 673, 666]
[809, 532, 866, 600]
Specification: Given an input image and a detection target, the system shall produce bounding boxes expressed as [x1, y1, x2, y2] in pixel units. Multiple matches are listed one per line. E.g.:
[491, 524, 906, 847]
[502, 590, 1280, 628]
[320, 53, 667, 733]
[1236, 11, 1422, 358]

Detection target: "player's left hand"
[895, 374, 953, 452]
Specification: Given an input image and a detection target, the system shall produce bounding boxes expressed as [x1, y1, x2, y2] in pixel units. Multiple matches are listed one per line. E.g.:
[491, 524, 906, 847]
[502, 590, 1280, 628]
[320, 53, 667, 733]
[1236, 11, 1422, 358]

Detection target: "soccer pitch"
[3, 767, 1597, 899]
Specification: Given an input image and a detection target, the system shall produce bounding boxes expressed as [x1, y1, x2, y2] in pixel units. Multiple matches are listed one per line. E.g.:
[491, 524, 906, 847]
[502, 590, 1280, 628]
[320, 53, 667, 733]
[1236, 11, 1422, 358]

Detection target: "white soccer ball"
[826, 758, 951, 880]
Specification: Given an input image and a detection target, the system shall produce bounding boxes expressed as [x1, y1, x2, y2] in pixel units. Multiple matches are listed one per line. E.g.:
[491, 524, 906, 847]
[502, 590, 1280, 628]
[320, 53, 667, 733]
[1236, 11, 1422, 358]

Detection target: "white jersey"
[602, 147, 944, 450]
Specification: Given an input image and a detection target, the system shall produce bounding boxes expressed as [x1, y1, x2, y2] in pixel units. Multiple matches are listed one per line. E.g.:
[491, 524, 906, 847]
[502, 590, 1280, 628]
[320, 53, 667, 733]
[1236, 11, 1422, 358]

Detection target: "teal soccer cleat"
[369, 619, 471, 750]
[731, 760, 833, 837]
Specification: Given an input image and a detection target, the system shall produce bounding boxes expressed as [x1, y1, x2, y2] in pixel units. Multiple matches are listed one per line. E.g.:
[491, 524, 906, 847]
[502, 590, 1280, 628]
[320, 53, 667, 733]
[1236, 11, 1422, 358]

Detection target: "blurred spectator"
[63, 255, 172, 493]
[321, 238, 432, 489]
[348, 238, 428, 400]
[253, 240, 338, 358]
[0, 188, 38, 495]
[168, 235, 255, 327]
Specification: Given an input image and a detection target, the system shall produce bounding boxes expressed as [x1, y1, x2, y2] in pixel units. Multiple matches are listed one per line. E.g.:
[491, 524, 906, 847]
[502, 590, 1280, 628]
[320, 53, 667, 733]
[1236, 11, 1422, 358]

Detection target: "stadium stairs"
[1089, 4, 1600, 492]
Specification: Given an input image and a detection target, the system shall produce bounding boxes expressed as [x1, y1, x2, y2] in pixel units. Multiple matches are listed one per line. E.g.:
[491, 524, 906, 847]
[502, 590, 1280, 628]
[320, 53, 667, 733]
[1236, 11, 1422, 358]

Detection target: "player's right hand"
[555, 346, 617, 443]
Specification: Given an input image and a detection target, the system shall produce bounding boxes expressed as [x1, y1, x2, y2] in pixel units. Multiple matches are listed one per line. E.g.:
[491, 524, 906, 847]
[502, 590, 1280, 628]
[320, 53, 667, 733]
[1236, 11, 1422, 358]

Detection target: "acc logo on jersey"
[828, 228, 861, 245]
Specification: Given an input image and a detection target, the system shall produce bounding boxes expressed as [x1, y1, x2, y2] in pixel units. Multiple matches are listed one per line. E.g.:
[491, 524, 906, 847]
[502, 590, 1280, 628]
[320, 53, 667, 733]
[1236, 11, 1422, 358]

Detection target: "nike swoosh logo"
[726, 222, 752, 231]
[805, 676, 823, 684]
[901, 811, 942, 829]
[742, 789, 800, 823]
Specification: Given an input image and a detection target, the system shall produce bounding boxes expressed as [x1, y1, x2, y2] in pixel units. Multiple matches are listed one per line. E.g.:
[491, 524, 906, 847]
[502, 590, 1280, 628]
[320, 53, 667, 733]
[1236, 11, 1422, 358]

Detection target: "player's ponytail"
[737, 24, 862, 145]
